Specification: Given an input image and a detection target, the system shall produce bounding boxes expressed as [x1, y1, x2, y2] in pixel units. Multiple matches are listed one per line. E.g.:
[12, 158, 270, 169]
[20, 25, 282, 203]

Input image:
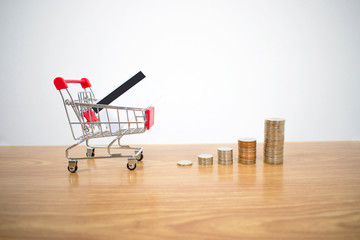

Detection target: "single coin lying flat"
[177, 160, 193, 166]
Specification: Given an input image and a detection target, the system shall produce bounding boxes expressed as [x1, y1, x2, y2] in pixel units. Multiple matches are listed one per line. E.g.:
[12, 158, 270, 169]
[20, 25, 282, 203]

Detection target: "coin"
[264, 136, 284, 141]
[264, 158, 283, 165]
[264, 146, 284, 151]
[238, 158, 256, 165]
[238, 148, 256, 153]
[239, 155, 256, 160]
[239, 152, 257, 157]
[265, 118, 285, 124]
[264, 142, 284, 148]
[265, 124, 285, 129]
[218, 147, 233, 152]
[199, 154, 213, 159]
[218, 160, 233, 165]
[238, 143, 257, 148]
[238, 137, 256, 142]
[239, 150, 257, 155]
[264, 151, 284, 155]
[238, 138, 256, 144]
[177, 160, 192, 166]
[264, 154, 284, 159]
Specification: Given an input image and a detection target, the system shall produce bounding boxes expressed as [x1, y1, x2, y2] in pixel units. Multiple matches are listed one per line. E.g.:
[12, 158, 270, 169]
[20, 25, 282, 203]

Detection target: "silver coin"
[218, 161, 233, 165]
[218, 147, 233, 152]
[238, 159, 256, 164]
[238, 137, 256, 142]
[198, 154, 213, 159]
[177, 160, 192, 166]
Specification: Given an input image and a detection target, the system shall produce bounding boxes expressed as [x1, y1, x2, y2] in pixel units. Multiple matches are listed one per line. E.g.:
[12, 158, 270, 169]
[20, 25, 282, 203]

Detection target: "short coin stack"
[238, 138, 256, 164]
[264, 118, 285, 164]
[198, 154, 213, 166]
[218, 147, 233, 165]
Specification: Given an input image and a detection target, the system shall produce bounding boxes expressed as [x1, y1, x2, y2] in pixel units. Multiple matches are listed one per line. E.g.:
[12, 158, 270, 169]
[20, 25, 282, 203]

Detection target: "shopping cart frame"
[54, 77, 154, 172]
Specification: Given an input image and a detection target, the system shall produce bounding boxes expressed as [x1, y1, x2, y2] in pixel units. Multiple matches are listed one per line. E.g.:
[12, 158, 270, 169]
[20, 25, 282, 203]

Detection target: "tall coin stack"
[218, 147, 233, 165]
[238, 138, 256, 164]
[264, 118, 285, 164]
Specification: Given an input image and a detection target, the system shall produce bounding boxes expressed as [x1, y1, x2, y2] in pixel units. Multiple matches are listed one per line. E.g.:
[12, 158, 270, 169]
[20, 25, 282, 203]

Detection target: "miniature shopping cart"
[54, 77, 154, 172]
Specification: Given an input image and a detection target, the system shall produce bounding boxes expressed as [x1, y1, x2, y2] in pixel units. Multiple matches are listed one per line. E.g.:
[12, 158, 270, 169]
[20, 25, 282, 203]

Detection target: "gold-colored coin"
[239, 156, 256, 160]
[239, 152, 257, 157]
[238, 148, 256, 152]
[238, 138, 257, 148]
[265, 118, 285, 124]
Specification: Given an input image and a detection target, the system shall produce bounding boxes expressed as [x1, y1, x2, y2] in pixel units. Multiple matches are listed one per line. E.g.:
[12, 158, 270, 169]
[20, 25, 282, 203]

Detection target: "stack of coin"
[218, 147, 233, 165]
[238, 138, 256, 164]
[264, 118, 285, 164]
[198, 154, 213, 166]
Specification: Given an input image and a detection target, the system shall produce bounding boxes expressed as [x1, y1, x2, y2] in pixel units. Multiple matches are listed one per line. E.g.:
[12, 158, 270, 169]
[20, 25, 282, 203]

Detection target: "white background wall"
[0, 0, 359, 145]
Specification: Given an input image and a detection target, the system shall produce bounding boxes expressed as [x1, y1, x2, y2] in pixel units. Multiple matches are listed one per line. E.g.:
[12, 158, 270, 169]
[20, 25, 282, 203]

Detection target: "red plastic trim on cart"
[54, 77, 91, 90]
[83, 110, 98, 123]
[145, 106, 155, 130]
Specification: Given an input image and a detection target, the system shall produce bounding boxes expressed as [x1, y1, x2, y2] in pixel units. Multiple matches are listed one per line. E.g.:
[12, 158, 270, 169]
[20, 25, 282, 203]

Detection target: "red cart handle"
[54, 77, 91, 90]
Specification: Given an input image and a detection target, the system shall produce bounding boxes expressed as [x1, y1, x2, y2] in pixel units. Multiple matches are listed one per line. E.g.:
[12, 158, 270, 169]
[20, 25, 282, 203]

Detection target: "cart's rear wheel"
[127, 163, 137, 171]
[136, 153, 144, 161]
[86, 148, 95, 157]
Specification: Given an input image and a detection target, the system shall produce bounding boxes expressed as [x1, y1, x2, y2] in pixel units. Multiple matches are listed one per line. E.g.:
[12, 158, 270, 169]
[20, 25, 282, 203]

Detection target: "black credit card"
[94, 71, 146, 113]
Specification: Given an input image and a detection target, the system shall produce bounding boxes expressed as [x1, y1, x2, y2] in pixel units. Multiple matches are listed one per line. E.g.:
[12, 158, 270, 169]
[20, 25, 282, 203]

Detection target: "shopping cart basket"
[54, 77, 155, 172]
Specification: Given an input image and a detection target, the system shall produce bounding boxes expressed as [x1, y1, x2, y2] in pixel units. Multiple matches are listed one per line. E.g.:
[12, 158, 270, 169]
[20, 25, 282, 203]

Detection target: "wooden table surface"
[0, 142, 359, 240]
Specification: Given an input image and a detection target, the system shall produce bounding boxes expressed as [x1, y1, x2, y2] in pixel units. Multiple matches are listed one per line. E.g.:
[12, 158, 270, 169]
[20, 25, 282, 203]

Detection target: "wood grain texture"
[0, 142, 359, 240]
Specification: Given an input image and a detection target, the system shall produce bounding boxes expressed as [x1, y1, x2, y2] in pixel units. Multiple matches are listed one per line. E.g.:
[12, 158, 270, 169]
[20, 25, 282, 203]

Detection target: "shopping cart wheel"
[127, 163, 137, 171]
[68, 165, 78, 173]
[68, 159, 78, 173]
[86, 147, 95, 157]
[136, 153, 144, 161]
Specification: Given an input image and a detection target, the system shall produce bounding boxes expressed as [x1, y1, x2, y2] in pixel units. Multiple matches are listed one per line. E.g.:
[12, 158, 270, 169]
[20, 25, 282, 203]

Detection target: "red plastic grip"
[145, 106, 155, 130]
[54, 77, 91, 90]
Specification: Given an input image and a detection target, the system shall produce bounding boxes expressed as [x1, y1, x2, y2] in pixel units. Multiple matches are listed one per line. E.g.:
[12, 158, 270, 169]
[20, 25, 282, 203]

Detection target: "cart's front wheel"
[68, 159, 78, 173]
[68, 164, 78, 173]
[127, 163, 137, 171]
